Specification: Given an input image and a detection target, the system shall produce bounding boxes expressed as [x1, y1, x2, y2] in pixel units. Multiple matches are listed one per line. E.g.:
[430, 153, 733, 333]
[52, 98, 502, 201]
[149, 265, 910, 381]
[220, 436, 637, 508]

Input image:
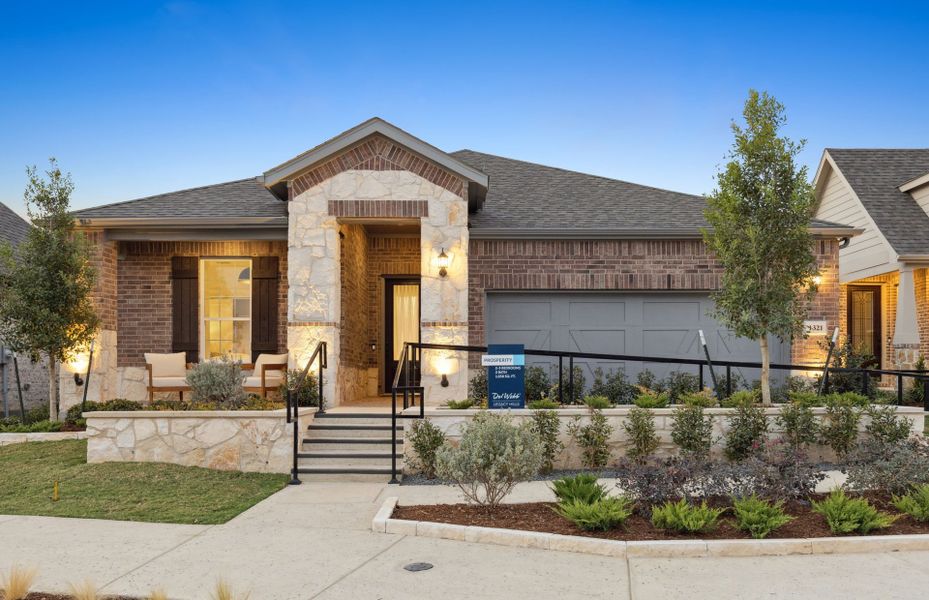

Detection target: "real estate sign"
[484, 344, 525, 409]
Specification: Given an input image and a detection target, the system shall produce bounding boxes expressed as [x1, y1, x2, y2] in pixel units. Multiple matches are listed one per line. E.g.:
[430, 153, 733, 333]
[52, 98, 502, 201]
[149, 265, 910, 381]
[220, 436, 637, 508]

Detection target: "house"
[813, 149, 929, 372]
[0, 201, 49, 415]
[65, 118, 858, 409]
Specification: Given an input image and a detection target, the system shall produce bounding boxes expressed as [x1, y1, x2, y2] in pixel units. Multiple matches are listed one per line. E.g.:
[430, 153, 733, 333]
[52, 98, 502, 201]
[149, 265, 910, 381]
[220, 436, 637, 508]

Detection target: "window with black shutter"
[171, 257, 199, 363]
[250, 256, 279, 362]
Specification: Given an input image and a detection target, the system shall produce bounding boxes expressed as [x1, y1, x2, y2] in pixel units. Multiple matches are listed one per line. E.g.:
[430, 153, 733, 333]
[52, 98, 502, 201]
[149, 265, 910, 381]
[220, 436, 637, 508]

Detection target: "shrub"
[636, 369, 659, 391]
[633, 390, 669, 409]
[549, 366, 586, 404]
[812, 489, 897, 534]
[892, 484, 929, 522]
[622, 406, 660, 461]
[567, 407, 614, 470]
[724, 401, 768, 461]
[551, 473, 606, 504]
[406, 420, 447, 478]
[651, 499, 724, 534]
[467, 369, 487, 403]
[527, 399, 559, 410]
[0, 419, 63, 433]
[663, 371, 701, 403]
[832, 391, 870, 407]
[775, 402, 818, 450]
[583, 395, 611, 409]
[69, 580, 100, 600]
[864, 404, 911, 447]
[555, 497, 633, 531]
[731, 494, 793, 539]
[788, 391, 822, 407]
[736, 442, 827, 500]
[904, 355, 926, 405]
[679, 389, 717, 408]
[435, 412, 542, 508]
[24, 405, 49, 424]
[670, 404, 714, 459]
[65, 398, 142, 424]
[720, 389, 759, 408]
[845, 438, 929, 495]
[0, 564, 37, 600]
[280, 369, 320, 407]
[715, 372, 749, 400]
[818, 341, 877, 397]
[615, 455, 709, 505]
[819, 396, 861, 457]
[590, 367, 638, 405]
[530, 408, 563, 473]
[524, 366, 551, 403]
[446, 399, 474, 410]
[186, 357, 247, 409]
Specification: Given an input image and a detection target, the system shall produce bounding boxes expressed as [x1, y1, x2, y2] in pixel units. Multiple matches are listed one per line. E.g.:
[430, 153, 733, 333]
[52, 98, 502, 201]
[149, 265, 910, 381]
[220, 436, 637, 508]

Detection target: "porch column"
[892, 265, 921, 369]
[287, 184, 341, 406]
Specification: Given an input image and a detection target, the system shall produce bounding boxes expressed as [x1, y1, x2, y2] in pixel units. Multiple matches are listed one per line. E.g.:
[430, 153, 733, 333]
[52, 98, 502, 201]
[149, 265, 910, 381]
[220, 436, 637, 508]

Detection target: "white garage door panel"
[486, 292, 790, 388]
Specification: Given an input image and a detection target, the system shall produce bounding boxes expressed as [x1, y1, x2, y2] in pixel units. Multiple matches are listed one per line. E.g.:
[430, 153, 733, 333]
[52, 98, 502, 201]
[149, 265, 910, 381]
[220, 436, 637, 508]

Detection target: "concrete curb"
[371, 497, 929, 558]
[0, 431, 87, 446]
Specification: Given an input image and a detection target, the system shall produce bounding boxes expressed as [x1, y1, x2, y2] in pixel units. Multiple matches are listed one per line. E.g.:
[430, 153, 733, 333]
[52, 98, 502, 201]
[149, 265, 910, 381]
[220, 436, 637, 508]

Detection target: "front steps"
[296, 412, 402, 481]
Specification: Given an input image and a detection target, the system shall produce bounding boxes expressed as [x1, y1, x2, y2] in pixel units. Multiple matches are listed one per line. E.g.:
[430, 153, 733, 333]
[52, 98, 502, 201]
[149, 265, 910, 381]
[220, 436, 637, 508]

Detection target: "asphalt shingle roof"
[827, 149, 929, 255]
[452, 150, 851, 234]
[72, 177, 286, 220]
[0, 202, 30, 246]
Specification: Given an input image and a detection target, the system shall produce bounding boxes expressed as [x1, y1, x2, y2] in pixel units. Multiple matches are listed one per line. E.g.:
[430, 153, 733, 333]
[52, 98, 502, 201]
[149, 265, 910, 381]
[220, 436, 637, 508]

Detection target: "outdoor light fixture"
[434, 355, 453, 387]
[436, 248, 450, 278]
[811, 275, 823, 287]
[73, 372, 84, 387]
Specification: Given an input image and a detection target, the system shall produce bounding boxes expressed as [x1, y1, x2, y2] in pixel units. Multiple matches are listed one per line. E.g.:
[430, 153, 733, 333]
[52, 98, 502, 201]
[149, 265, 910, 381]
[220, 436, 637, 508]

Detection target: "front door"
[848, 285, 882, 368]
[384, 277, 420, 391]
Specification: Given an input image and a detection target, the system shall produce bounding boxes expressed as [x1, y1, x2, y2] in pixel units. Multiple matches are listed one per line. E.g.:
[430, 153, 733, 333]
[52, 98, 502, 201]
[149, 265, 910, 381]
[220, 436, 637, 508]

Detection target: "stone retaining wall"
[410, 406, 926, 472]
[85, 409, 314, 473]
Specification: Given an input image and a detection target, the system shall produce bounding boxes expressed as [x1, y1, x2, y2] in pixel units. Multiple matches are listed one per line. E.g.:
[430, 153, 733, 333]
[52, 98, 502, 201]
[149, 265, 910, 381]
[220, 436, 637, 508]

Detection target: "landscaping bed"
[393, 494, 929, 541]
[0, 439, 288, 523]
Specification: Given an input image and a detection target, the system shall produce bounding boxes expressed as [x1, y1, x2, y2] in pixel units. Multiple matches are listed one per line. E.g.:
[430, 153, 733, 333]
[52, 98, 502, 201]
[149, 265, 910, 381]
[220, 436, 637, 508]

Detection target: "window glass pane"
[392, 284, 419, 360]
[234, 298, 250, 319]
[232, 321, 251, 362]
[201, 259, 251, 360]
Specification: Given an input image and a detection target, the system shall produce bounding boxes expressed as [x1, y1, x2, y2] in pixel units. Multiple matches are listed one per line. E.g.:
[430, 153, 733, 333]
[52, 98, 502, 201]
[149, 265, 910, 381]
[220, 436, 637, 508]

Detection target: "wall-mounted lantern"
[436, 248, 450, 278]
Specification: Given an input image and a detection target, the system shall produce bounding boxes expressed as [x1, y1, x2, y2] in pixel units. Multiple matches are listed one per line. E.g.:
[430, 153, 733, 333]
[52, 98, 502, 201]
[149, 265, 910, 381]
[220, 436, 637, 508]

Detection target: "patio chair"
[144, 351, 191, 403]
[243, 352, 289, 398]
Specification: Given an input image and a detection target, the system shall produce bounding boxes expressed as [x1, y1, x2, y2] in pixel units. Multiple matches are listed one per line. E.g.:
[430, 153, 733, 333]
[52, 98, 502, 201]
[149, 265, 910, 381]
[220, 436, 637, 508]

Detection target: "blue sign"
[487, 344, 525, 409]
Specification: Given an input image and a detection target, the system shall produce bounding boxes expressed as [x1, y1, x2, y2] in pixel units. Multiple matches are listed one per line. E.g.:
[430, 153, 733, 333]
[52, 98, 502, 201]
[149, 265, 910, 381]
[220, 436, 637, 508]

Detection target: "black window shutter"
[171, 257, 199, 363]
[251, 256, 279, 362]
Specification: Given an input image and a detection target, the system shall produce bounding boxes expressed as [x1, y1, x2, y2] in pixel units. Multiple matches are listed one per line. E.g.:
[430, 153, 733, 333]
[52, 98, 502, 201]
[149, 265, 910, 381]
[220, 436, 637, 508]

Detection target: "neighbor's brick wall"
[468, 237, 840, 368]
[117, 241, 288, 367]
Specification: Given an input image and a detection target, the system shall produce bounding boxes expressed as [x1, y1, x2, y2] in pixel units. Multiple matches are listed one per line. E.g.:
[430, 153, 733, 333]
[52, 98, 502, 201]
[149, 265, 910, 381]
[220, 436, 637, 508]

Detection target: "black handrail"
[285, 341, 327, 486]
[389, 341, 929, 482]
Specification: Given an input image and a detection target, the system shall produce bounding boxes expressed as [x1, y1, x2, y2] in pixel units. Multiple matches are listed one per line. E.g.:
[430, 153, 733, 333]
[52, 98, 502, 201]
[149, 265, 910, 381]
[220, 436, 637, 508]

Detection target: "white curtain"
[393, 284, 419, 360]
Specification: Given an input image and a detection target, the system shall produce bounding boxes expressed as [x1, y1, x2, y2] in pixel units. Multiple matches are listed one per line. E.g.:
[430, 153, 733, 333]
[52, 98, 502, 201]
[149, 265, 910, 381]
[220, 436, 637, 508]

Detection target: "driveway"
[1, 479, 928, 599]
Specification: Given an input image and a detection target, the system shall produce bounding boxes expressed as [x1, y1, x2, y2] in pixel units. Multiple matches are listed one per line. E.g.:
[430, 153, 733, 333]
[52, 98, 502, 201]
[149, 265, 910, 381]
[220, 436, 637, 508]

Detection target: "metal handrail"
[286, 341, 327, 486]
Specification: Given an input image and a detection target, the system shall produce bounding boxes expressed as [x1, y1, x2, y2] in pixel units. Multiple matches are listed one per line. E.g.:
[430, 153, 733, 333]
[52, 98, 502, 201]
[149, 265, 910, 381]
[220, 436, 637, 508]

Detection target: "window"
[201, 258, 252, 362]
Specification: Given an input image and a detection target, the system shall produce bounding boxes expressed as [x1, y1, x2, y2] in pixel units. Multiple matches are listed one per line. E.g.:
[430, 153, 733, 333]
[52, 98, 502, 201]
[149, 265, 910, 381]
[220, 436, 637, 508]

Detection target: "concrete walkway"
[2, 479, 929, 599]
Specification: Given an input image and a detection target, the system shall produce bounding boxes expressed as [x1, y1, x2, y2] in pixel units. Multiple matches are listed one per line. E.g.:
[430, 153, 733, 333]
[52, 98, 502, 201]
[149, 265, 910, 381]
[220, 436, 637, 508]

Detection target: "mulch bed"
[393, 495, 929, 541]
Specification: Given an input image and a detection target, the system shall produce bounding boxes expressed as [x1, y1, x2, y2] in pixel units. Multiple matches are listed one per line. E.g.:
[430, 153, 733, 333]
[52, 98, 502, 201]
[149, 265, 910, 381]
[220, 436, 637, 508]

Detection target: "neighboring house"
[814, 149, 929, 371]
[0, 201, 49, 415]
[67, 118, 858, 408]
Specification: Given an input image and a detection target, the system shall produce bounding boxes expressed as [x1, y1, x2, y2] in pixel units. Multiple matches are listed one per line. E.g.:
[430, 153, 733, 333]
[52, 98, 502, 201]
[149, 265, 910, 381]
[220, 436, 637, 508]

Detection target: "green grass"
[0, 440, 288, 524]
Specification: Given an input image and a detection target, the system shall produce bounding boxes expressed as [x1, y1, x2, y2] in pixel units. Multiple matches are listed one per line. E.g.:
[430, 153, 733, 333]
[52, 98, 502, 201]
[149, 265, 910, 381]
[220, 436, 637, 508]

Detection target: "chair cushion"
[253, 353, 289, 373]
[145, 352, 187, 378]
[150, 376, 189, 388]
[244, 375, 283, 389]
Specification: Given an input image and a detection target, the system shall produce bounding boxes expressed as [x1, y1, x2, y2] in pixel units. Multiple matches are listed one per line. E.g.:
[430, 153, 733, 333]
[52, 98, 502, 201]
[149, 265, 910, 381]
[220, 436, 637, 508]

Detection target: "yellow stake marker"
[52, 481, 59, 502]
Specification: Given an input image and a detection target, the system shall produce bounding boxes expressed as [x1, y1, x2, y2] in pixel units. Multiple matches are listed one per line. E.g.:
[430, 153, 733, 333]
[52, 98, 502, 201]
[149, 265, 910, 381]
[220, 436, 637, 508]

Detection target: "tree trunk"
[48, 356, 59, 422]
[759, 336, 771, 406]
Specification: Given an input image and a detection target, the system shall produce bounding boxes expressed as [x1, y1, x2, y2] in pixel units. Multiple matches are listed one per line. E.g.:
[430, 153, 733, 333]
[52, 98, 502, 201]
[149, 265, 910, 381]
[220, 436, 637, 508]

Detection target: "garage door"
[485, 292, 790, 388]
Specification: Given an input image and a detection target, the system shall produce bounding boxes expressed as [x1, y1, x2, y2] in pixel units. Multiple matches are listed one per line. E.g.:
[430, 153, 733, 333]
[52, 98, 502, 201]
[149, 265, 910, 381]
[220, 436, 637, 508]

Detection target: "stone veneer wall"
[84, 409, 314, 473]
[287, 140, 469, 406]
[467, 238, 840, 369]
[411, 406, 926, 472]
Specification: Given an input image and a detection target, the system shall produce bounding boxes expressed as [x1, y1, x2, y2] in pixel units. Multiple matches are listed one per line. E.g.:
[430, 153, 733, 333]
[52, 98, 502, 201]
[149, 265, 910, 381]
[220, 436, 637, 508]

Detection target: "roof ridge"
[72, 177, 262, 215]
[826, 147, 929, 152]
[451, 149, 701, 199]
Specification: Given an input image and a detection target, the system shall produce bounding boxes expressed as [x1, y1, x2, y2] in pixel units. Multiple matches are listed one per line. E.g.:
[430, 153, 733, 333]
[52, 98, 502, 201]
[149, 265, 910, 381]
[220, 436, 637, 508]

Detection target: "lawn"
[0, 440, 288, 524]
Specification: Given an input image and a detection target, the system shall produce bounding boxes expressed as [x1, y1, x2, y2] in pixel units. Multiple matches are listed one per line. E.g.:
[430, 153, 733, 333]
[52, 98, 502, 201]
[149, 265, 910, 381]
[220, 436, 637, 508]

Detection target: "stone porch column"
[287, 184, 341, 406]
[892, 264, 921, 369]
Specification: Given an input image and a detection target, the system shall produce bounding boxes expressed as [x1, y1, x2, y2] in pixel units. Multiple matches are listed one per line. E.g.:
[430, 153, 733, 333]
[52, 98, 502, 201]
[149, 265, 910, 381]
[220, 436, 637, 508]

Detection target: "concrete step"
[301, 437, 402, 451]
[306, 423, 402, 438]
[293, 471, 397, 482]
[311, 412, 395, 426]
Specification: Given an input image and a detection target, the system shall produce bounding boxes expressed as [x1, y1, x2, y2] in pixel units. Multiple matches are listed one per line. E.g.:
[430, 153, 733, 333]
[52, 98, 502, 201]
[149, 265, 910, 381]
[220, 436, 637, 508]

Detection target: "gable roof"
[0, 202, 30, 247]
[453, 150, 856, 237]
[825, 149, 929, 255]
[72, 177, 287, 224]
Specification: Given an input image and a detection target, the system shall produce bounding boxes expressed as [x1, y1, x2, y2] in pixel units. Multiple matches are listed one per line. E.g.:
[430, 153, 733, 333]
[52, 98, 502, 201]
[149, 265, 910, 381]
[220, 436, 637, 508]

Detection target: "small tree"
[0, 160, 98, 421]
[704, 91, 818, 405]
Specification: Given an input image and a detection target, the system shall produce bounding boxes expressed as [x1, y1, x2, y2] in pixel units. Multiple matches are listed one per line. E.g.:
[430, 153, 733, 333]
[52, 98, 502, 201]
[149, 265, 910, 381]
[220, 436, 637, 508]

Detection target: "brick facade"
[328, 200, 428, 218]
[339, 224, 369, 374]
[86, 230, 118, 331]
[116, 241, 288, 367]
[291, 134, 465, 199]
[468, 237, 840, 368]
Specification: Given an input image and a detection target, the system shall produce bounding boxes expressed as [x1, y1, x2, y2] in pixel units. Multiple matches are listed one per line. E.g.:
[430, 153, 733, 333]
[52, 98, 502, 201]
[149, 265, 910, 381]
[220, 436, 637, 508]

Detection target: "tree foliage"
[0, 160, 98, 420]
[703, 90, 818, 404]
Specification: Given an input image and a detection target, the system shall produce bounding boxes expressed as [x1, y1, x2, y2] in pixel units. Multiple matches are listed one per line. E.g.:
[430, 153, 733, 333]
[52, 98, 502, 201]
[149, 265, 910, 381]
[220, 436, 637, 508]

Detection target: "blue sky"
[2, 1, 928, 218]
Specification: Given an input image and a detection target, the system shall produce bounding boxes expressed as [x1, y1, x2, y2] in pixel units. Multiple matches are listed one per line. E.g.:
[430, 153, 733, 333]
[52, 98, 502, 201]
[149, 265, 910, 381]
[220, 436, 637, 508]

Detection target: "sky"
[2, 1, 928, 219]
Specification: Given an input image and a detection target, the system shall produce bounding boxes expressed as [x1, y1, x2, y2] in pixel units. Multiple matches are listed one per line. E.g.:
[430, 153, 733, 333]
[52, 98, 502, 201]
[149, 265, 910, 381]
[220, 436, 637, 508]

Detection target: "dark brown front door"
[384, 277, 420, 391]
[848, 285, 882, 368]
